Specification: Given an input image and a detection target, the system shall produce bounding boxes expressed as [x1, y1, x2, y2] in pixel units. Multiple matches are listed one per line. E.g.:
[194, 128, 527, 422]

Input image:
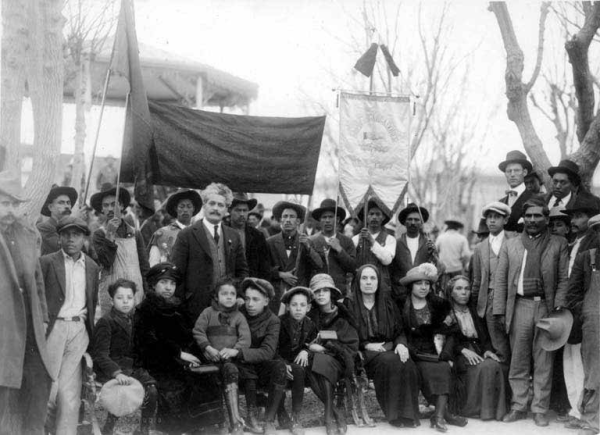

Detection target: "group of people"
[0, 147, 598, 435]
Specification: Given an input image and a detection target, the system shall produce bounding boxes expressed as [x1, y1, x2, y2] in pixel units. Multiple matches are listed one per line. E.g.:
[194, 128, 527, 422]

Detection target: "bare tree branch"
[525, 2, 550, 93]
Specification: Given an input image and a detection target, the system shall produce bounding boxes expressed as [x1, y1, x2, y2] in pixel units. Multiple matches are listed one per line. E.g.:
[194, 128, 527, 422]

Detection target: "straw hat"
[536, 309, 574, 352]
[90, 185, 131, 214]
[398, 203, 429, 225]
[309, 274, 342, 301]
[99, 378, 144, 417]
[230, 192, 258, 211]
[399, 263, 439, 287]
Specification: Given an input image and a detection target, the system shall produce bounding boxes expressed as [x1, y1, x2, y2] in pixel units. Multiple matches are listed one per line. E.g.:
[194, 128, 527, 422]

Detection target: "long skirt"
[452, 356, 508, 420]
[364, 350, 420, 423]
[415, 360, 452, 401]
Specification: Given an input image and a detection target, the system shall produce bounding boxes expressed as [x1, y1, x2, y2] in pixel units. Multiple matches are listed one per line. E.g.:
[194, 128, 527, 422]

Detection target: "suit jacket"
[0, 221, 52, 388]
[277, 312, 317, 363]
[499, 188, 538, 232]
[493, 232, 569, 333]
[171, 219, 248, 323]
[40, 250, 100, 339]
[244, 225, 271, 280]
[91, 308, 135, 383]
[267, 231, 323, 289]
[544, 188, 600, 211]
[471, 235, 509, 318]
[309, 232, 356, 295]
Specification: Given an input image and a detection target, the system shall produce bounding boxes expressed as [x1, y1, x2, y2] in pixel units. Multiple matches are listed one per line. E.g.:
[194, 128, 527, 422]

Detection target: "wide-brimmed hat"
[272, 200, 306, 221]
[56, 216, 90, 236]
[471, 218, 489, 236]
[481, 201, 511, 218]
[498, 150, 533, 173]
[444, 218, 464, 229]
[281, 286, 313, 304]
[41, 186, 77, 217]
[230, 192, 258, 211]
[549, 206, 570, 223]
[165, 189, 202, 218]
[536, 309, 574, 351]
[560, 196, 599, 217]
[355, 198, 391, 226]
[309, 273, 342, 301]
[312, 199, 346, 222]
[589, 213, 600, 229]
[0, 171, 28, 203]
[548, 159, 580, 184]
[241, 277, 275, 299]
[398, 203, 429, 225]
[99, 378, 144, 417]
[90, 185, 131, 214]
[399, 263, 439, 287]
[146, 262, 182, 286]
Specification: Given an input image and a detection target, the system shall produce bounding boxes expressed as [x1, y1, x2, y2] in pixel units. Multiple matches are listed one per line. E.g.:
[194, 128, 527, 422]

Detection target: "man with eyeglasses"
[148, 189, 202, 266]
[494, 198, 569, 427]
[546, 160, 600, 213]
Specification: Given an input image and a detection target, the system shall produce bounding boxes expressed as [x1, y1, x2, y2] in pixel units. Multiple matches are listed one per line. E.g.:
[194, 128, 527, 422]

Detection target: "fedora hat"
[56, 216, 90, 236]
[309, 274, 342, 301]
[398, 203, 429, 225]
[99, 378, 145, 417]
[498, 150, 533, 173]
[41, 185, 78, 217]
[355, 198, 391, 226]
[588, 213, 600, 229]
[272, 200, 306, 221]
[548, 159, 580, 184]
[549, 206, 571, 223]
[399, 263, 439, 287]
[90, 185, 131, 214]
[281, 286, 313, 304]
[312, 198, 346, 222]
[241, 277, 275, 299]
[481, 201, 511, 219]
[560, 195, 599, 217]
[165, 189, 202, 218]
[230, 192, 258, 211]
[536, 309, 573, 351]
[0, 171, 28, 203]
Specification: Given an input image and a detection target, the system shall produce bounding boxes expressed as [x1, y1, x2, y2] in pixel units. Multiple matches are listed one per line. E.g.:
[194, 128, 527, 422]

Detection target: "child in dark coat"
[91, 279, 157, 435]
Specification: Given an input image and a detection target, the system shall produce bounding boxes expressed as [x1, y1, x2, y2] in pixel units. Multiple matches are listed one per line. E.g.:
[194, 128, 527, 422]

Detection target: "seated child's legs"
[289, 363, 306, 414]
[221, 362, 239, 384]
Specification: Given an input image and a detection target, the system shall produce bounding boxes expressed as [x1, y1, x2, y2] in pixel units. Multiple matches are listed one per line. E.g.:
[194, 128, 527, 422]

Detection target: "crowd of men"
[0, 147, 599, 435]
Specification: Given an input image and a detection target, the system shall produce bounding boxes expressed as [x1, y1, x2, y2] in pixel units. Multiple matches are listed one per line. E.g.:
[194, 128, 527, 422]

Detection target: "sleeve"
[334, 237, 356, 273]
[133, 308, 182, 367]
[370, 234, 396, 266]
[256, 233, 272, 280]
[35, 258, 49, 323]
[91, 318, 122, 378]
[267, 239, 282, 282]
[235, 316, 251, 350]
[305, 239, 324, 269]
[470, 246, 483, 310]
[240, 317, 281, 363]
[37, 223, 59, 255]
[553, 238, 570, 308]
[148, 245, 161, 268]
[391, 302, 408, 347]
[92, 228, 118, 269]
[566, 251, 587, 320]
[192, 309, 211, 351]
[492, 242, 510, 316]
[170, 230, 189, 296]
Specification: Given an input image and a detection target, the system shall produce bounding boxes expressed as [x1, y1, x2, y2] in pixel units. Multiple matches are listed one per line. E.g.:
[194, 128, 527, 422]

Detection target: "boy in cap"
[471, 201, 511, 363]
[549, 207, 572, 238]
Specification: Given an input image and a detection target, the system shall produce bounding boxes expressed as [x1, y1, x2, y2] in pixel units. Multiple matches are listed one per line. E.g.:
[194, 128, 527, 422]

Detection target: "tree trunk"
[0, 0, 28, 172]
[21, 0, 65, 222]
[71, 51, 90, 199]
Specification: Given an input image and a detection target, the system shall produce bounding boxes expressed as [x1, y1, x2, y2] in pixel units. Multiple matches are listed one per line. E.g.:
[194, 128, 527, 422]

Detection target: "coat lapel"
[273, 234, 289, 267]
[0, 232, 20, 290]
[191, 220, 213, 263]
[52, 252, 66, 297]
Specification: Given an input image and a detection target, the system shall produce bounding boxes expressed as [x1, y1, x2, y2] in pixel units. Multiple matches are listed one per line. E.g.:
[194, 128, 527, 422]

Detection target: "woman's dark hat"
[312, 198, 346, 222]
[241, 277, 275, 299]
[146, 262, 182, 286]
[548, 159, 581, 184]
[398, 203, 429, 225]
[281, 286, 313, 304]
[498, 150, 533, 173]
[230, 192, 258, 211]
[355, 198, 391, 226]
[41, 185, 78, 217]
[272, 200, 306, 221]
[90, 185, 131, 214]
[165, 189, 202, 218]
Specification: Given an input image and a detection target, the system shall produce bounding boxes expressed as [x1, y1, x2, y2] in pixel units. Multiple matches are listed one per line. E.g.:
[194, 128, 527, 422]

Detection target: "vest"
[488, 246, 499, 289]
[204, 224, 227, 288]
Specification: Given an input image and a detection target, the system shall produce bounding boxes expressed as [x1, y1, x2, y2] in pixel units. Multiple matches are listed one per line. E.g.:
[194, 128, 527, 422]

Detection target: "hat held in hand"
[536, 309, 573, 352]
[99, 378, 145, 417]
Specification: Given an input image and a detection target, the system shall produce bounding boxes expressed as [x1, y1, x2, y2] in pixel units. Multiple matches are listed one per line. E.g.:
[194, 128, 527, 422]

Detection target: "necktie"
[505, 190, 517, 197]
[213, 225, 220, 244]
[553, 198, 561, 207]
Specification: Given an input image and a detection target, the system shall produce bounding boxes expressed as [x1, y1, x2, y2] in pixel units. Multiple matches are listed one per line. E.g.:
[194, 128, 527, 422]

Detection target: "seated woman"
[133, 262, 224, 434]
[440, 275, 508, 421]
[344, 264, 420, 427]
[399, 264, 468, 433]
[308, 274, 359, 435]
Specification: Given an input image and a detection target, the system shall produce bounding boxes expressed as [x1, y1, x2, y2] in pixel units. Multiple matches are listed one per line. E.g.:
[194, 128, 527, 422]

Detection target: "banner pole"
[113, 92, 130, 221]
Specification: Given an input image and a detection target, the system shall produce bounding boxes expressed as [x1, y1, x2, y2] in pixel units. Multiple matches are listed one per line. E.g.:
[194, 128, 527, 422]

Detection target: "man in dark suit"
[494, 198, 569, 427]
[546, 159, 600, 212]
[171, 183, 248, 324]
[498, 150, 537, 233]
[37, 185, 78, 255]
[227, 192, 270, 280]
[0, 171, 52, 435]
[40, 216, 99, 435]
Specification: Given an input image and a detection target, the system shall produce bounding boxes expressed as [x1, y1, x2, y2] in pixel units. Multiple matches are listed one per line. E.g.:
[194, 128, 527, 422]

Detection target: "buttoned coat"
[544, 188, 600, 211]
[0, 221, 52, 388]
[171, 219, 248, 323]
[309, 232, 356, 294]
[243, 224, 271, 280]
[493, 232, 569, 333]
[267, 232, 323, 289]
[40, 250, 100, 339]
[471, 235, 509, 318]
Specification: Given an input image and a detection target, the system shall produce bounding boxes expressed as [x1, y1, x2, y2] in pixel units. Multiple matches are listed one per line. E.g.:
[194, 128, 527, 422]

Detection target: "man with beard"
[91, 185, 149, 315]
[0, 171, 52, 435]
[267, 200, 323, 314]
[309, 199, 356, 296]
[171, 182, 248, 324]
[37, 185, 78, 255]
[148, 189, 202, 266]
[227, 193, 270, 280]
[494, 198, 569, 427]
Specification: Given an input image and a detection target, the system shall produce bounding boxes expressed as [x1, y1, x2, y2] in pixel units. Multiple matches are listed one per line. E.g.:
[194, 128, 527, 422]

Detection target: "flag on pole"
[338, 91, 411, 218]
[111, 0, 155, 211]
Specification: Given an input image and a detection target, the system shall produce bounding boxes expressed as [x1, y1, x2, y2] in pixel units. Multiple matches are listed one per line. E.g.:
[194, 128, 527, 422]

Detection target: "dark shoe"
[101, 414, 118, 435]
[289, 413, 305, 435]
[430, 416, 447, 433]
[245, 405, 264, 434]
[277, 400, 292, 430]
[556, 412, 571, 422]
[533, 413, 549, 427]
[502, 410, 527, 423]
[445, 412, 468, 427]
[391, 417, 419, 428]
[332, 407, 347, 435]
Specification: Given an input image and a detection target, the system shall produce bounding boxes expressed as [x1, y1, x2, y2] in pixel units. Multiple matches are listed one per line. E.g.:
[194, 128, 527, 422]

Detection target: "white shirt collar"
[202, 218, 221, 234]
[62, 249, 85, 264]
[174, 220, 187, 230]
[508, 182, 526, 196]
[550, 191, 572, 207]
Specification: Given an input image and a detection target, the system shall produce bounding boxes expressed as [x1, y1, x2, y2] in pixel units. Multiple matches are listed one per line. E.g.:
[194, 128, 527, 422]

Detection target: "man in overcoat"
[0, 171, 52, 435]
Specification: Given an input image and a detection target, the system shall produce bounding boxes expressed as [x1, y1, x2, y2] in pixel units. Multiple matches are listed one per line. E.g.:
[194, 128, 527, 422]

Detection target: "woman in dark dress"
[133, 262, 224, 434]
[399, 264, 468, 432]
[307, 273, 359, 435]
[440, 275, 508, 421]
[344, 264, 420, 427]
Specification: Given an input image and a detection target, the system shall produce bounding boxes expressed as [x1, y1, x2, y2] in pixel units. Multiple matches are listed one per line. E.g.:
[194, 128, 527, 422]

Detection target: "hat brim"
[273, 201, 306, 221]
[165, 190, 202, 218]
[312, 206, 347, 222]
[355, 199, 391, 226]
[90, 187, 131, 214]
[281, 286, 313, 304]
[444, 219, 464, 228]
[399, 272, 438, 287]
[536, 310, 573, 352]
[231, 198, 258, 212]
[41, 187, 78, 217]
[561, 207, 598, 216]
[498, 159, 533, 173]
[58, 222, 91, 236]
[398, 206, 429, 225]
[100, 378, 144, 417]
[548, 166, 581, 183]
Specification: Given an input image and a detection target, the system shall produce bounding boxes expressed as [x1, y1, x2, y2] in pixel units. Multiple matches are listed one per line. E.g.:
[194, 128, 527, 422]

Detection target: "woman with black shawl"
[344, 264, 420, 427]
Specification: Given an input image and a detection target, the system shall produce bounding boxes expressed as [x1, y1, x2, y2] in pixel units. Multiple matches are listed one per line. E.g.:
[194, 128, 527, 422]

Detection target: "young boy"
[193, 278, 251, 435]
[277, 286, 317, 435]
[91, 279, 157, 435]
[470, 201, 512, 363]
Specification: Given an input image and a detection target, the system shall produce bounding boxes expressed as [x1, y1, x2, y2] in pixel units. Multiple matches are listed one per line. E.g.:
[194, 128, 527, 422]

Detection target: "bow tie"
[505, 190, 517, 197]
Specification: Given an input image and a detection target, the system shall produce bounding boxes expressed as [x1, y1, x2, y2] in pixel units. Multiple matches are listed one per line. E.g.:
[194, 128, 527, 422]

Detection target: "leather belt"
[57, 316, 82, 322]
[517, 294, 545, 302]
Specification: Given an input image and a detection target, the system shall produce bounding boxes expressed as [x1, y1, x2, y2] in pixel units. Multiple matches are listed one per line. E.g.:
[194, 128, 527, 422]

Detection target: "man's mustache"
[62, 209, 72, 215]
